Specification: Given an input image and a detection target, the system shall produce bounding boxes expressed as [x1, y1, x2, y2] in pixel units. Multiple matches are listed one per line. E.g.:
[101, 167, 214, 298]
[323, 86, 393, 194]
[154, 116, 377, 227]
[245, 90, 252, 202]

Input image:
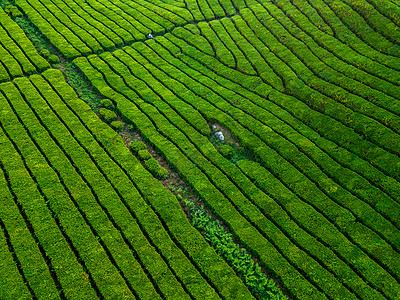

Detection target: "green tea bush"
[40, 49, 50, 58]
[43, 68, 255, 300]
[129, 141, 147, 154]
[99, 108, 117, 123]
[138, 149, 152, 160]
[110, 120, 123, 130]
[155, 167, 169, 180]
[100, 98, 115, 110]
[48, 55, 60, 64]
[145, 157, 160, 173]
[220, 144, 234, 159]
[144, 157, 168, 179]
[4, 5, 22, 17]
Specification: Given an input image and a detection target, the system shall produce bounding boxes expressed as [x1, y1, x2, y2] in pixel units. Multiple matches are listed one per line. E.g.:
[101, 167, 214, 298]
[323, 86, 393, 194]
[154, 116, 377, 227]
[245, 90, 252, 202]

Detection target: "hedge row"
[327, 0, 400, 57]
[0, 169, 40, 300]
[2, 79, 146, 299]
[164, 16, 400, 185]
[365, 0, 400, 30]
[164, 19, 398, 198]
[136, 35, 400, 292]
[57, 0, 126, 47]
[1, 71, 249, 299]
[72, 51, 376, 298]
[290, 0, 400, 73]
[15, 0, 82, 59]
[133, 0, 191, 20]
[214, 9, 400, 159]
[0, 13, 31, 76]
[42, 0, 116, 50]
[0, 8, 49, 78]
[166, 15, 397, 268]
[15, 0, 197, 58]
[250, 2, 400, 113]
[73, 55, 334, 299]
[16, 75, 193, 299]
[198, 21, 236, 68]
[231, 5, 395, 217]
[161, 23, 400, 205]
[31, 71, 217, 300]
[238, 160, 400, 300]
[76, 34, 400, 298]
[150, 31, 400, 247]
[0, 86, 99, 299]
[44, 68, 255, 300]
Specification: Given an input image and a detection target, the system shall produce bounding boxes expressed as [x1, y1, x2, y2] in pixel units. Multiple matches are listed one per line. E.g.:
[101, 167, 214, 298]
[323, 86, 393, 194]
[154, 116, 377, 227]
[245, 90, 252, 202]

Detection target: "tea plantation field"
[0, 0, 399, 299]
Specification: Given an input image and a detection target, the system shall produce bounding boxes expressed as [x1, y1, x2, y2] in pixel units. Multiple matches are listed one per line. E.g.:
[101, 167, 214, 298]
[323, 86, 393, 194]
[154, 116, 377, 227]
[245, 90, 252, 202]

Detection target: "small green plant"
[143, 157, 168, 179]
[100, 99, 115, 110]
[155, 167, 169, 180]
[110, 120, 123, 130]
[145, 157, 160, 173]
[129, 140, 147, 154]
[138, 149, 152, 160]
[220, 144, 234, 159]
[99, 108, 117, 123]
[4, 4, 22, 17]
[40, 49, 50, 58]
[48, 54, 60, 64]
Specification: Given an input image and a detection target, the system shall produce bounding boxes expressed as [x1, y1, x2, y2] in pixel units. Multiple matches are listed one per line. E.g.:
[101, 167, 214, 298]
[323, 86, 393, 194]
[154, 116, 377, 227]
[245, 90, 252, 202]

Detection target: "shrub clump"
[100, 99, 115, 110]
[145, 157, 159, 172]
[40, 49, 50, 58]
[99, 108, 117, 123]
[49, 55, 60, 64]
[129, 141, 147, 154]
[138, 149, 152, 160]
[155, 167, 169, 180]
[5, 5, 22, 17]
[220, 144, 234, 159]
[110, 121, 123, 130]
[145, 158, 168, 179]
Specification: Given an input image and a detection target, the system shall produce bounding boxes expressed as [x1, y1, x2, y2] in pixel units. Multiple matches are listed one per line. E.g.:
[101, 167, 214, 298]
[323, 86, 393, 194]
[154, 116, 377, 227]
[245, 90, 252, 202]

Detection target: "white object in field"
[215, 131, 224, 141]
[148, 33, 154, 39]
[212, 125, 217, 131]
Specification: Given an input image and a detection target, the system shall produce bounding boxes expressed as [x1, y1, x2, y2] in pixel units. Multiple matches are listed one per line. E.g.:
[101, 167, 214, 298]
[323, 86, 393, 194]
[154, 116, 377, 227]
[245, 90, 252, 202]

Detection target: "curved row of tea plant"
[0, 69, 253, 300]
[73, 5, 400, 298]
[14, 0, 195, 58]
[0, 7, 49, 81]
[0, 0, 399, 298]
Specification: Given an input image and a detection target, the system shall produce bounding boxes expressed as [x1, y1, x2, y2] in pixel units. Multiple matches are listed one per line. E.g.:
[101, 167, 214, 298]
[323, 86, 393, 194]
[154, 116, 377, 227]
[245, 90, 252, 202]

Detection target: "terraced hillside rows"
[0, 7, 49, 81]
[0, 68, 256, 299]
[0, 0, 400, 299]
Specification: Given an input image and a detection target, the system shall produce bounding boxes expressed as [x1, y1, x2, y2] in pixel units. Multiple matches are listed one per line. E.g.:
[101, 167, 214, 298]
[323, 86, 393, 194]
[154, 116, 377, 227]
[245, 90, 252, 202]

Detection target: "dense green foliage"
[99, 108, 117, 123]
[219, 144, 234, 159]
[185, 198, 287, 300]
[72, 2, 400, 298]
[0, 69, 254, 299]
[0, 7, 49, 81]
[138, 149, 152, 160]
[129, 140, 147, 154]
[0, 0, 399, 298]
[100, 98, 115, 110]
[110, 120, 123, 130]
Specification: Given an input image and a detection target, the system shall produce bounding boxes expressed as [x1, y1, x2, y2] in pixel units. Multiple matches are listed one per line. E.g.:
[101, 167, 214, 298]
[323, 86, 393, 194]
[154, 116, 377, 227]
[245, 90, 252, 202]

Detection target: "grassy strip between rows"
[182, 195, 288, 300]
